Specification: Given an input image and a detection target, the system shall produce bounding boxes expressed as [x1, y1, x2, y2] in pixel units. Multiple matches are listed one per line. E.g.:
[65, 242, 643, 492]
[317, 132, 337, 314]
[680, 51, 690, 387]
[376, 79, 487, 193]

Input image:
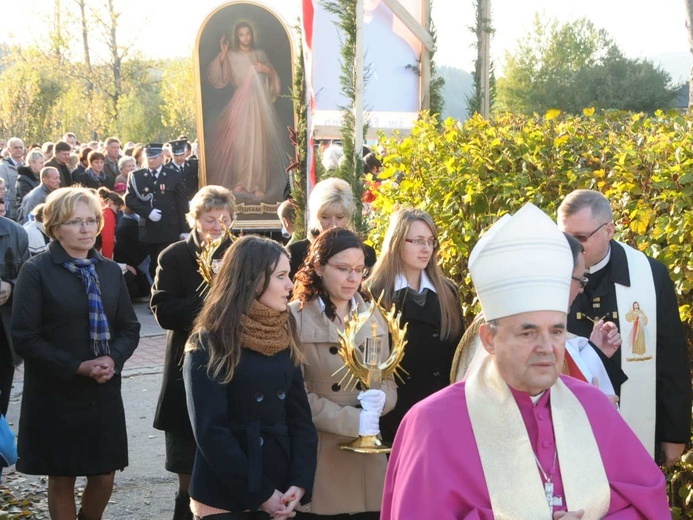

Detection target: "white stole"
[466, 353, 610, 519]
[614, 242, 657, 456]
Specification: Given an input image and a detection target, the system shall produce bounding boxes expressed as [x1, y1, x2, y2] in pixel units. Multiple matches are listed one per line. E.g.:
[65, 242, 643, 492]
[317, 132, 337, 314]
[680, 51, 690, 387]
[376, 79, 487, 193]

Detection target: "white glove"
[358, 389, 386, 415]
[148, 208, 162, 222]
[359, 408, 381, 436]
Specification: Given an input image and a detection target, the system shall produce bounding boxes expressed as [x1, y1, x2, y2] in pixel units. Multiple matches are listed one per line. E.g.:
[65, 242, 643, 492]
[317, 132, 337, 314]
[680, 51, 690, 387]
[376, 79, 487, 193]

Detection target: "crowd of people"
[0, 132, 689, 520]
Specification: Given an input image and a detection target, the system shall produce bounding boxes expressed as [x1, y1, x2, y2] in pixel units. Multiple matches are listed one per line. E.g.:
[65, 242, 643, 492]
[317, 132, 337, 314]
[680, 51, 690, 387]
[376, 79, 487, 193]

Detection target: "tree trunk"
[105, 0, 122, 120]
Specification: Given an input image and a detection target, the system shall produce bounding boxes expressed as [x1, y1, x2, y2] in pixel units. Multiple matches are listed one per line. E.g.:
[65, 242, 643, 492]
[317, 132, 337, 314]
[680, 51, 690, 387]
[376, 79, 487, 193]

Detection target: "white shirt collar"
[317, 296, 358, 314]
[394, 271, 437, 293]
[587, 246, 611, 274]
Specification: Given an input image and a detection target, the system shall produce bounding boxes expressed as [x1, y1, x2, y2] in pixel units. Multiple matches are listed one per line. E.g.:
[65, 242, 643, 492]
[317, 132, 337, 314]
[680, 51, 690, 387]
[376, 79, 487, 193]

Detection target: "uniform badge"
[143, 187, 150, 193]
[160, 184, 166, 193]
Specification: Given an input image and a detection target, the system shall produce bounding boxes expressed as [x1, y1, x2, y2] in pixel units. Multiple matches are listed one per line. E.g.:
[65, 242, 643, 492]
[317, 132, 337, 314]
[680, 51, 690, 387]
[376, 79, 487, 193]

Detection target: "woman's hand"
[260, 490, 286, 518]
[279, 486, 304, 514]
[77, 356, 115, 384]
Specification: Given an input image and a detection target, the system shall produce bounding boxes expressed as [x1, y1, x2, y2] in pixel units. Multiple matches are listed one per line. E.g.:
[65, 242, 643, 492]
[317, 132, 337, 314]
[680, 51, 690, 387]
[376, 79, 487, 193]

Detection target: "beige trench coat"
[289, 295, 397, 515]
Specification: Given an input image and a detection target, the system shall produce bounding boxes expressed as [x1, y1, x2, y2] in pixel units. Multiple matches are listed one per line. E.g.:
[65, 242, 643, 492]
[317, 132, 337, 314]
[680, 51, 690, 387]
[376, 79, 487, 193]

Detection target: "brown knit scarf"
[239, 300, 290, 356]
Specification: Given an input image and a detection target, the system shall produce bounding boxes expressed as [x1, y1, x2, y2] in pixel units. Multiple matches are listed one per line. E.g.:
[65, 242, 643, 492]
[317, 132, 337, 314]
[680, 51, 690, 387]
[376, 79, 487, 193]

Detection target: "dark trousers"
[194, 513, 269, 520]
[0, 345, 14, 415]
[295, 513, 379, 520]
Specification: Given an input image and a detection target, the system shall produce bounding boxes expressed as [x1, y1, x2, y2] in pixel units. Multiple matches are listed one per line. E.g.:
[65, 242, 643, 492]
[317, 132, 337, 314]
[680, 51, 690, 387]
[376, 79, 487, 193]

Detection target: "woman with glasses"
[289, 227, 396, 519]
[367, 208, 463, 444]
[11, 187, 140, 520]
[151, 185, 236, 520]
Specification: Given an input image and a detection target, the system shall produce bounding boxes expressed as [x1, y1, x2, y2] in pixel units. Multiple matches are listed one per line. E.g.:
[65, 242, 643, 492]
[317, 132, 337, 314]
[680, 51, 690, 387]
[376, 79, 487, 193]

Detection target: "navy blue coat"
[184, 340, 317, 512]
[12, 242, 140, 475]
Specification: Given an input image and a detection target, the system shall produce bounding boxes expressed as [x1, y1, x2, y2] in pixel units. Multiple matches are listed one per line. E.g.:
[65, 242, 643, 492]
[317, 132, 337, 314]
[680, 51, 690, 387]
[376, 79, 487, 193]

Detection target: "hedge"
[367, 109, 693, 343]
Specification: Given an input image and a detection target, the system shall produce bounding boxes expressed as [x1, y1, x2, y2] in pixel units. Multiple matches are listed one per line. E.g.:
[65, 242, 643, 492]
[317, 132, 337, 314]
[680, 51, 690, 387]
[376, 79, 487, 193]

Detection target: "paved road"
[4, 301, 180, 519]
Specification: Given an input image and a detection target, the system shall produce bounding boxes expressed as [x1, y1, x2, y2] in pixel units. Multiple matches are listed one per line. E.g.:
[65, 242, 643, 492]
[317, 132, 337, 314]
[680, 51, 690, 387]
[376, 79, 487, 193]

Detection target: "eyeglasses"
[572, 222, 609, 243]
[326, 262, 369, 278]
[61, 218, 100, 228]
[571, 275, 589, 288]
[405, 238, 439, 248]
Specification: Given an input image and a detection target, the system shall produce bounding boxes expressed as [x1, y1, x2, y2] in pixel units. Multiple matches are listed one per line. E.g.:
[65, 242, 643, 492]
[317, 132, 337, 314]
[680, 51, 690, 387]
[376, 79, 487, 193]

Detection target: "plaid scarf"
[63, 258, 111, 356]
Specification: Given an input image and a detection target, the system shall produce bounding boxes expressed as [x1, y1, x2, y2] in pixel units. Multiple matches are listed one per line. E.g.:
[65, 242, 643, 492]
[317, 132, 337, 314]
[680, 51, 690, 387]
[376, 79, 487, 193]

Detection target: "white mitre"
[468, 203, 572, 321]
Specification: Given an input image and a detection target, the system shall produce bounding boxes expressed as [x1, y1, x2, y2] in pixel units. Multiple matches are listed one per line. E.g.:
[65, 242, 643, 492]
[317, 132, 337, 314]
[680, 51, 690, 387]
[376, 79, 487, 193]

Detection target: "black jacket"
[380, 284, 463, 444]
[15, 166, 39, 207]
[11, 242, 140, 475]
[73, 168, 109, 190]
[125, 165, 188, 244]
[568, 240, 691, 445]
[114, 215, 149, 268]
[168, 157, 199, 201]
[151, 232, 231, 437]
[184, 341, 317, 512]
[0, 217, 29, 366]
[44, 157, 73, 188]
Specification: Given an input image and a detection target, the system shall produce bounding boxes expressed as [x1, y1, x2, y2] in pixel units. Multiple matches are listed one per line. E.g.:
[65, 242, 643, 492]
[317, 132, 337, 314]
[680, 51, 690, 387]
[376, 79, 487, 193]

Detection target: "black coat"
[11, 241, 141, 475]
[15, 166, 39, 207]
[184, 342, 317, 512]
[288, 238, 377, 280]
[168, 158, 199, 201]
[114, 215, 148, 268]
[73, 168, 110, 190]
[44, 157, 73, 188]
[125, 165, 188, 244]
[71, 164, 86, 185]
[568, 240, 691, 445]
[380, 284, 463, 444]
[151, 232, 231, 437]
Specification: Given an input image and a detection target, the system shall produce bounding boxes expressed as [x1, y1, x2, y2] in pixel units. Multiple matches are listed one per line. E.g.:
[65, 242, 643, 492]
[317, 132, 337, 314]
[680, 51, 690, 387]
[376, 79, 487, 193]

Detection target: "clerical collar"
[587, 247, 611, 274]
[530, 390, 546, 405]
[394, 271, 437, 293]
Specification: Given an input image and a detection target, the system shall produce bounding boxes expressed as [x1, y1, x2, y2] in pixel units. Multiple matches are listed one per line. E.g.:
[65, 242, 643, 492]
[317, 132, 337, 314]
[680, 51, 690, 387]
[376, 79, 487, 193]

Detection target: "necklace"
[532, 449, 563, 512]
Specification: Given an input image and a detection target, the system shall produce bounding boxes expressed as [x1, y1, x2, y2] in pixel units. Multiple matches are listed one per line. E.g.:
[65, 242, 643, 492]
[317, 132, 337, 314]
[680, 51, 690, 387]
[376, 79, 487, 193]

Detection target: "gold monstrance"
[332, 297, 409, 454]
[196, 220, 235, 297]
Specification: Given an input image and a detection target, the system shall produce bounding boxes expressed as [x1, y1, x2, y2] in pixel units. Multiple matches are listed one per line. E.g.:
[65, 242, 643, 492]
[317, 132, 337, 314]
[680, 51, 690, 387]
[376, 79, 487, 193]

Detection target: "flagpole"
[354, 0, 364, 172]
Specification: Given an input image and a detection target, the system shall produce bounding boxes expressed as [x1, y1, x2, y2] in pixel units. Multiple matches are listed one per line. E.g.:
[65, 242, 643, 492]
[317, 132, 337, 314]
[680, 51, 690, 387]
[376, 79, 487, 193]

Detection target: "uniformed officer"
[125, 143, 188, 279]
[167, 139, 198, 201]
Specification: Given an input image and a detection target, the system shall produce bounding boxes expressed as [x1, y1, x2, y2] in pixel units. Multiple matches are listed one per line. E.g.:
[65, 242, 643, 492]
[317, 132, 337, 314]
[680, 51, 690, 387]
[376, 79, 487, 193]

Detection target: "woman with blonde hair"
[367, 208, 463, 444]
[183, 235, 317, 520]
[288, 178, 375, 279]
[151, 185, 237, 520]
[12, 187, 140, 520]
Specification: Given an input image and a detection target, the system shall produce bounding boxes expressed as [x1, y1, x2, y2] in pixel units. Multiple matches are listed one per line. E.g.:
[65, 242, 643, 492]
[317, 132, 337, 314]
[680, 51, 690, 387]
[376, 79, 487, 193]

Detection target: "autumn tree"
[160, 57, 197, 138]
[685, 0, 693, 108]
[497, 17, 678, 114]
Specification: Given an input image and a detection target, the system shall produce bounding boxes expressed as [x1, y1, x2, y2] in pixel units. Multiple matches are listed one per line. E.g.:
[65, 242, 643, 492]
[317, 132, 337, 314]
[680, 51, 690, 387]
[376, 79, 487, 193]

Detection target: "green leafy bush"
[368, 110, 693, 342]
